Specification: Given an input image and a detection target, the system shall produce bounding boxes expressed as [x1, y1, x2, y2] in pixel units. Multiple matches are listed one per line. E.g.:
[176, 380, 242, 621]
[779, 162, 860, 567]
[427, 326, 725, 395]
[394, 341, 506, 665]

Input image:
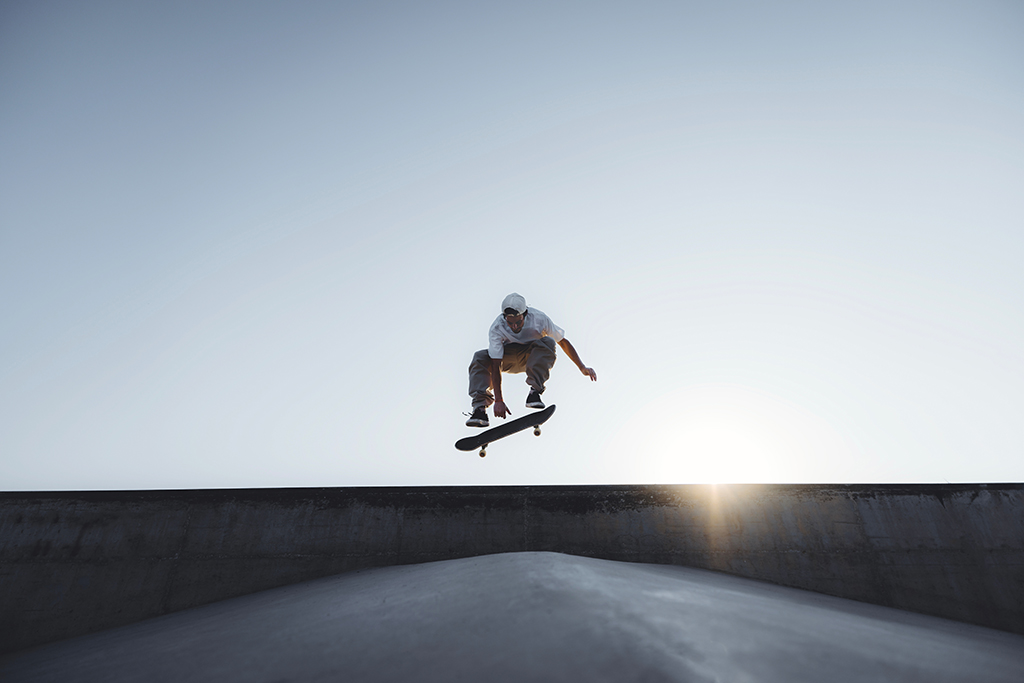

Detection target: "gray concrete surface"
[2, 552, 1022, 683]
[2, 484, 1022, 654]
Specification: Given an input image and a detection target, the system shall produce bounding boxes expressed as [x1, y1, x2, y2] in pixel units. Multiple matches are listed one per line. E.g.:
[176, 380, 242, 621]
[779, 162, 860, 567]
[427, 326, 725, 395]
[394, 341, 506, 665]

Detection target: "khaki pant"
[468, 338, 557, 409]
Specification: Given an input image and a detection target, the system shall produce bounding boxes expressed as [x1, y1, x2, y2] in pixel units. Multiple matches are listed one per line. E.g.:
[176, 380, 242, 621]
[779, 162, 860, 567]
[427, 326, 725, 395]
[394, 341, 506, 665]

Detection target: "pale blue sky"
[2, 1, 1022, 489]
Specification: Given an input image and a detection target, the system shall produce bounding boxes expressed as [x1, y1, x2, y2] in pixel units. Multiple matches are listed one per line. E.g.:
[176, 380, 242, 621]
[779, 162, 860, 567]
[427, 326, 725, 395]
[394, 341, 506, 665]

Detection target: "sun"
[603, 383, 855, 484]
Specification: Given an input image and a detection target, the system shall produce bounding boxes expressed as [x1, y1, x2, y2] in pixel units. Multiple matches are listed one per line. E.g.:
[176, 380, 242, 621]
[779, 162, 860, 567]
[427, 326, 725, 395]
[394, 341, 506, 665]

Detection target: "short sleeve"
[541, 312, 565, 343]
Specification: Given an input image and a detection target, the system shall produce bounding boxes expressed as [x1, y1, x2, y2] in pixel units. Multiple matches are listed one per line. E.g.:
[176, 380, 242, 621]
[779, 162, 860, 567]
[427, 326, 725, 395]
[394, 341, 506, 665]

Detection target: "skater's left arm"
[557, 338, 597, 381]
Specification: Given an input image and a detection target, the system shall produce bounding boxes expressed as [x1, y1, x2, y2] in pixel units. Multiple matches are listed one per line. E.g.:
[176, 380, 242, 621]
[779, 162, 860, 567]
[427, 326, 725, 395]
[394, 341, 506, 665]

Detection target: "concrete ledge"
[1, 484, 1022, 653]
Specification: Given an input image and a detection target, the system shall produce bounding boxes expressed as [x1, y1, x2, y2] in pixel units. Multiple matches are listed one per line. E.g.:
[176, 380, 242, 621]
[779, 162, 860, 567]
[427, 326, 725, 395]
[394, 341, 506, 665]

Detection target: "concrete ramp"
[2, 552, 1022, 683]
[4, 484, 1022, 653]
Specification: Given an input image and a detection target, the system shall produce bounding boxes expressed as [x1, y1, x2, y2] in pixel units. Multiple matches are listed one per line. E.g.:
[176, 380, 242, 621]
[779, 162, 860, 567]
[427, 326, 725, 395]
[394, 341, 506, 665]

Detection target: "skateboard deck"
[456, 405, 556, 457]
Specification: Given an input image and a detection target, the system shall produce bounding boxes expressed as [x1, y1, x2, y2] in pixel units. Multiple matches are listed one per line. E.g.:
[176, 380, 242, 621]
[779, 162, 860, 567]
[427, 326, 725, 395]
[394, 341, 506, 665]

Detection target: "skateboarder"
[466, 293, 597, 427]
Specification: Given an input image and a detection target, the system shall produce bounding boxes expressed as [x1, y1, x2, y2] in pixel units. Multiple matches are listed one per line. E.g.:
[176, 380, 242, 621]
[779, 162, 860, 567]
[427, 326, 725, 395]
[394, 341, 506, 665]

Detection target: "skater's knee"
[527, 338, 556, 369]
[534, 338, 557, 359]
[471, 349, 490, 365]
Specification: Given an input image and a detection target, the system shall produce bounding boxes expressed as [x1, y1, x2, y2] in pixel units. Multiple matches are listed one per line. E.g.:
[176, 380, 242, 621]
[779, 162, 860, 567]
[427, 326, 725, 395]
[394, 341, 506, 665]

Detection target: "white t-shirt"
[488, 308, 565, 359]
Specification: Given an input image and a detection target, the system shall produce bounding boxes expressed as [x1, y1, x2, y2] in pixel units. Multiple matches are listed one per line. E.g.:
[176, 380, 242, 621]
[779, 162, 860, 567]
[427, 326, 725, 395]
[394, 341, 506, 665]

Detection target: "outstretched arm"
[491, 358, 513, 419]
[557, 338, 597, 381]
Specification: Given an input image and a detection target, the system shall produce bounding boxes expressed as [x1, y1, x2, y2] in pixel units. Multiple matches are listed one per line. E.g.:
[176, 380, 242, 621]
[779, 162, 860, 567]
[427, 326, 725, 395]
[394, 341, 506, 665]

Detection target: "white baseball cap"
[501, 292, 527, 315]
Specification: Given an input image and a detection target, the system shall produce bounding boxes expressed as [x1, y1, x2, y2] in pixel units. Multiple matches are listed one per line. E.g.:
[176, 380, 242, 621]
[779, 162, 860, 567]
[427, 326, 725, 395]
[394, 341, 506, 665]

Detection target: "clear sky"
[2, 1, 1023, 490]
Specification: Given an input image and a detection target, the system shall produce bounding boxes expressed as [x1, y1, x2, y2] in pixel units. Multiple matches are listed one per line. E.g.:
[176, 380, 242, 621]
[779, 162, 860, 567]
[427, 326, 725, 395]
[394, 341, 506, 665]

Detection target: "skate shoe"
[526, 391, 545, 409]
[465, 407, 489, 428]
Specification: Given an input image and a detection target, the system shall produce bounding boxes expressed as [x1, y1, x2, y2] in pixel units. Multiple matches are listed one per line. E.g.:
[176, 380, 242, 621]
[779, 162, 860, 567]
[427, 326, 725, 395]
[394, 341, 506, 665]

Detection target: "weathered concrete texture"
[3, 553, 1023, 683]
[1, 484, 1022, 654]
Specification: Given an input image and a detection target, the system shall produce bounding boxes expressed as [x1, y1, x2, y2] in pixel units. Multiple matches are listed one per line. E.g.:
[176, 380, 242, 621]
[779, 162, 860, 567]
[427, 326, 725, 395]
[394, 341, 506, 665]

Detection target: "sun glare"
[604, 384, 855, 483]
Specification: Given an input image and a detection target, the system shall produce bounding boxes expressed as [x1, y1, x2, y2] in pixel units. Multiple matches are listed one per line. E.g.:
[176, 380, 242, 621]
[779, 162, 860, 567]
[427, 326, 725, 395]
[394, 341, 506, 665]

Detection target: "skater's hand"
[582, 367, 597, 381]
[493, 400, 512, 419]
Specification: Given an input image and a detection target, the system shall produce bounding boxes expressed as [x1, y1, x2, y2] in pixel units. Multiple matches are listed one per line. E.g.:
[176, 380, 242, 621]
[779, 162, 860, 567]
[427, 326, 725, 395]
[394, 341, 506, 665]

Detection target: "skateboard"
[456, 405, 556, 458]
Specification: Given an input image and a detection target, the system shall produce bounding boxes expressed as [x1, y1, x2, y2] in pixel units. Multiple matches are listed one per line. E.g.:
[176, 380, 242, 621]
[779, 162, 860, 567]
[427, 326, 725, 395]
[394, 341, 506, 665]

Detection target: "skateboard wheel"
[534, 426, 541, 436]
[479, 448, 486, 458]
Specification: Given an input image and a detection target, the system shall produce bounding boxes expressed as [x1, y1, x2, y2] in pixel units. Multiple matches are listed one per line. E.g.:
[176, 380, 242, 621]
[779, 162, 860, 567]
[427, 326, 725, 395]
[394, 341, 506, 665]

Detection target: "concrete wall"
[1, 484, 1022, 654]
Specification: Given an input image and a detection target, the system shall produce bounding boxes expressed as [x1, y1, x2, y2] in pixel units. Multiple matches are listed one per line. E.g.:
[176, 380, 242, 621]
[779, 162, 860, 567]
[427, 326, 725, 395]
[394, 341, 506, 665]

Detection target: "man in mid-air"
[466, 293, 597, 428]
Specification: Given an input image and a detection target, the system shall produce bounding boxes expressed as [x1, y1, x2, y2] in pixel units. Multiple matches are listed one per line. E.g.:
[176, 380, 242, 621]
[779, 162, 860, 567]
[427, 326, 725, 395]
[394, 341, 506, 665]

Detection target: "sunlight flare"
[604, 384, 857, 483]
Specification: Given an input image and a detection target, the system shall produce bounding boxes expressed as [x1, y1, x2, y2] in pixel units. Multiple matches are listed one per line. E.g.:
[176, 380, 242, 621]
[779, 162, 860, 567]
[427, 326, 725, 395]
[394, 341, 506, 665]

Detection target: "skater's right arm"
[491, 358, 512, 419]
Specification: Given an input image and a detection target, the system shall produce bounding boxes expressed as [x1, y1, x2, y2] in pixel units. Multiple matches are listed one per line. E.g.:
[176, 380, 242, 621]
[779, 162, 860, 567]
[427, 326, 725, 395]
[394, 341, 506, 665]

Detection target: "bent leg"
[525, 337, 557, 393]
[468, 350, 494, 409]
